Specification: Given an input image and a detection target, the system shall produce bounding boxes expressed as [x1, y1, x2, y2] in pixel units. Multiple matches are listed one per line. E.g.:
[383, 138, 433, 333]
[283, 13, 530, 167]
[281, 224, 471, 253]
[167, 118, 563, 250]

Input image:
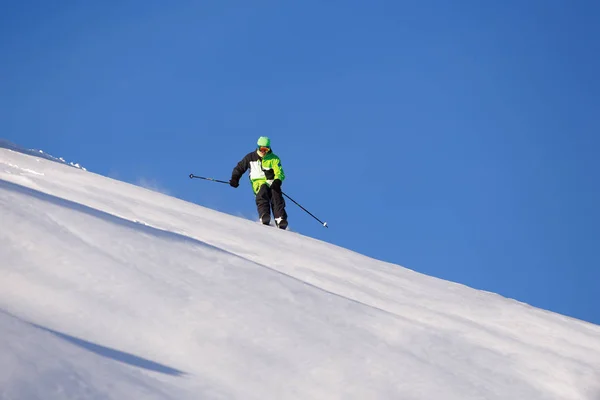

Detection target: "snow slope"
[0, 140, 86, 170]
[1, 147, 599, 400]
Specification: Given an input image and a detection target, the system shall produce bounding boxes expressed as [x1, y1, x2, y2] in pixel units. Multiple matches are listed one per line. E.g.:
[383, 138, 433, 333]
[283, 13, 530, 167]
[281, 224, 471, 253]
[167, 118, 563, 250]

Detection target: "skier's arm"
[231, 153, 251, 181]
[272, 157, 285, 182]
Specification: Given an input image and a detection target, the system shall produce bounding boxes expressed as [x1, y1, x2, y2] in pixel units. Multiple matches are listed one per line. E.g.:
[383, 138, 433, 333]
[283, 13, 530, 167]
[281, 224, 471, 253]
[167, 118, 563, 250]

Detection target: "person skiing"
[229, 136, 288, 229]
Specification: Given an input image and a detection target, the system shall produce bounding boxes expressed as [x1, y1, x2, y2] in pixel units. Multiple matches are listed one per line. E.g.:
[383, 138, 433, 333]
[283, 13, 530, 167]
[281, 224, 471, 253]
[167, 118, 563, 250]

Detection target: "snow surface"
[0, 140, 86, 171]
[1, 147, 599, 400]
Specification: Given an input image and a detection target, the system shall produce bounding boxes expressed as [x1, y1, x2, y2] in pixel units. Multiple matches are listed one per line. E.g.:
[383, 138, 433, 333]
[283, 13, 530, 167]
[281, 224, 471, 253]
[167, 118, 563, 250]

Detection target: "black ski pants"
[256, 184, 287, 221]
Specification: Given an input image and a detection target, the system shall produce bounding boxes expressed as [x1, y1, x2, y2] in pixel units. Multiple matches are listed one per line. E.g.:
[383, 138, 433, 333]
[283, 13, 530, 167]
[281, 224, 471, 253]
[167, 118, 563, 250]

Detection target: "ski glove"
[270, 179, 282, 191]
[229, 178, 239, 188]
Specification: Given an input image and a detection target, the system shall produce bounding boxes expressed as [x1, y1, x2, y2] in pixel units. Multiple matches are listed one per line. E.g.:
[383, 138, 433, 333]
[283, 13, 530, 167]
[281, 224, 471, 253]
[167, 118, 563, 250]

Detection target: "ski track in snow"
[1, 161, 45, 176]
[1, 148, 600, 400]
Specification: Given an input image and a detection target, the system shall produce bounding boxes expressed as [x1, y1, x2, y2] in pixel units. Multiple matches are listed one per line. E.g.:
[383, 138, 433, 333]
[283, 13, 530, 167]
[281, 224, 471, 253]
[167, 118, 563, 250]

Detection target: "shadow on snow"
[33, 323, 187, 376]
[0, 310, 186, 377]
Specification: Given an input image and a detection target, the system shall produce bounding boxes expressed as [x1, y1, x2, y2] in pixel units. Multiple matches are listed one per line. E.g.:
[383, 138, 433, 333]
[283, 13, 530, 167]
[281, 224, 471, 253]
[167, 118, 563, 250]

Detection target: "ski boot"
[260, 214, 271, 225]
[275, 217, 288, 230]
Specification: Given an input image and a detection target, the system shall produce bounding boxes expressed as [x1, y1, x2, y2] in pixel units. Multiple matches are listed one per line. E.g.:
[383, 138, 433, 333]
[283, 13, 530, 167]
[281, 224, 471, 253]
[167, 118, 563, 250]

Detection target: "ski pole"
[189, 174, 230, 184]
[282, 191, 328, 228]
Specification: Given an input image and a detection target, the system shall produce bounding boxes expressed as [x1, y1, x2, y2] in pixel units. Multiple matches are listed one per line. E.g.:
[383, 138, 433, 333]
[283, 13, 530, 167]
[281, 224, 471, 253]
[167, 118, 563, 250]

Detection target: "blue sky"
[2, 1, 599, 325]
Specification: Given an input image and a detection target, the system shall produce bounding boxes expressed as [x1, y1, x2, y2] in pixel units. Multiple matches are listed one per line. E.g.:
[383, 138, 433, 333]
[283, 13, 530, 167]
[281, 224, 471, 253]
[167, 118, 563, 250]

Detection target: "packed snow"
[1, 146, 599, 400]
[0, 140, 86, 171]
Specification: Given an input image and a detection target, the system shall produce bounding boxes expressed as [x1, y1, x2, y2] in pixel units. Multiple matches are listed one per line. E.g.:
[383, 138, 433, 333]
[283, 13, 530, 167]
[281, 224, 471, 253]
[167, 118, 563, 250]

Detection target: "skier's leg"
[270, 185, 288, 229]
[255, 184, 272, 224]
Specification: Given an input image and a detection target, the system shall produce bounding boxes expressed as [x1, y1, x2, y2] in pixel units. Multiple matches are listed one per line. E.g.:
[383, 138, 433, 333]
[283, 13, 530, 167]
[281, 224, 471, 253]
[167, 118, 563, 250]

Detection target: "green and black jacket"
[231, 150, 285, 194]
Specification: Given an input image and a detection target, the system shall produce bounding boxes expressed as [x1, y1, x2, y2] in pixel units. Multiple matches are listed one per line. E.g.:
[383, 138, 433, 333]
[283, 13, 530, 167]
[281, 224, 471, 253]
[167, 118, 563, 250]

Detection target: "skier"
[229, 136, 288, 229]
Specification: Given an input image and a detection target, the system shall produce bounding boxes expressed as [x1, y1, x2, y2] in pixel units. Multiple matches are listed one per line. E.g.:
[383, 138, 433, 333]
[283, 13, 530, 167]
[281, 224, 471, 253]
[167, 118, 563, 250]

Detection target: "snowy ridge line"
[0, 139, 87, 171]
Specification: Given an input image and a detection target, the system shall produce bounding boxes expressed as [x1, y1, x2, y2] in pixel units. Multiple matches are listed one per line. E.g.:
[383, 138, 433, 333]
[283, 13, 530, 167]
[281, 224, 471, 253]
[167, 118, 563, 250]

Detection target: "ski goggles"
[258, 146, 270, 153]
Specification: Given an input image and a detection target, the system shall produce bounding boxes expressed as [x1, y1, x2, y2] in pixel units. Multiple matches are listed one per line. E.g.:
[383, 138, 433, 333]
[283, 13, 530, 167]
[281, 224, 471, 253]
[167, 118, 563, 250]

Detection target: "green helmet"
[257, 136, 271, 148]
